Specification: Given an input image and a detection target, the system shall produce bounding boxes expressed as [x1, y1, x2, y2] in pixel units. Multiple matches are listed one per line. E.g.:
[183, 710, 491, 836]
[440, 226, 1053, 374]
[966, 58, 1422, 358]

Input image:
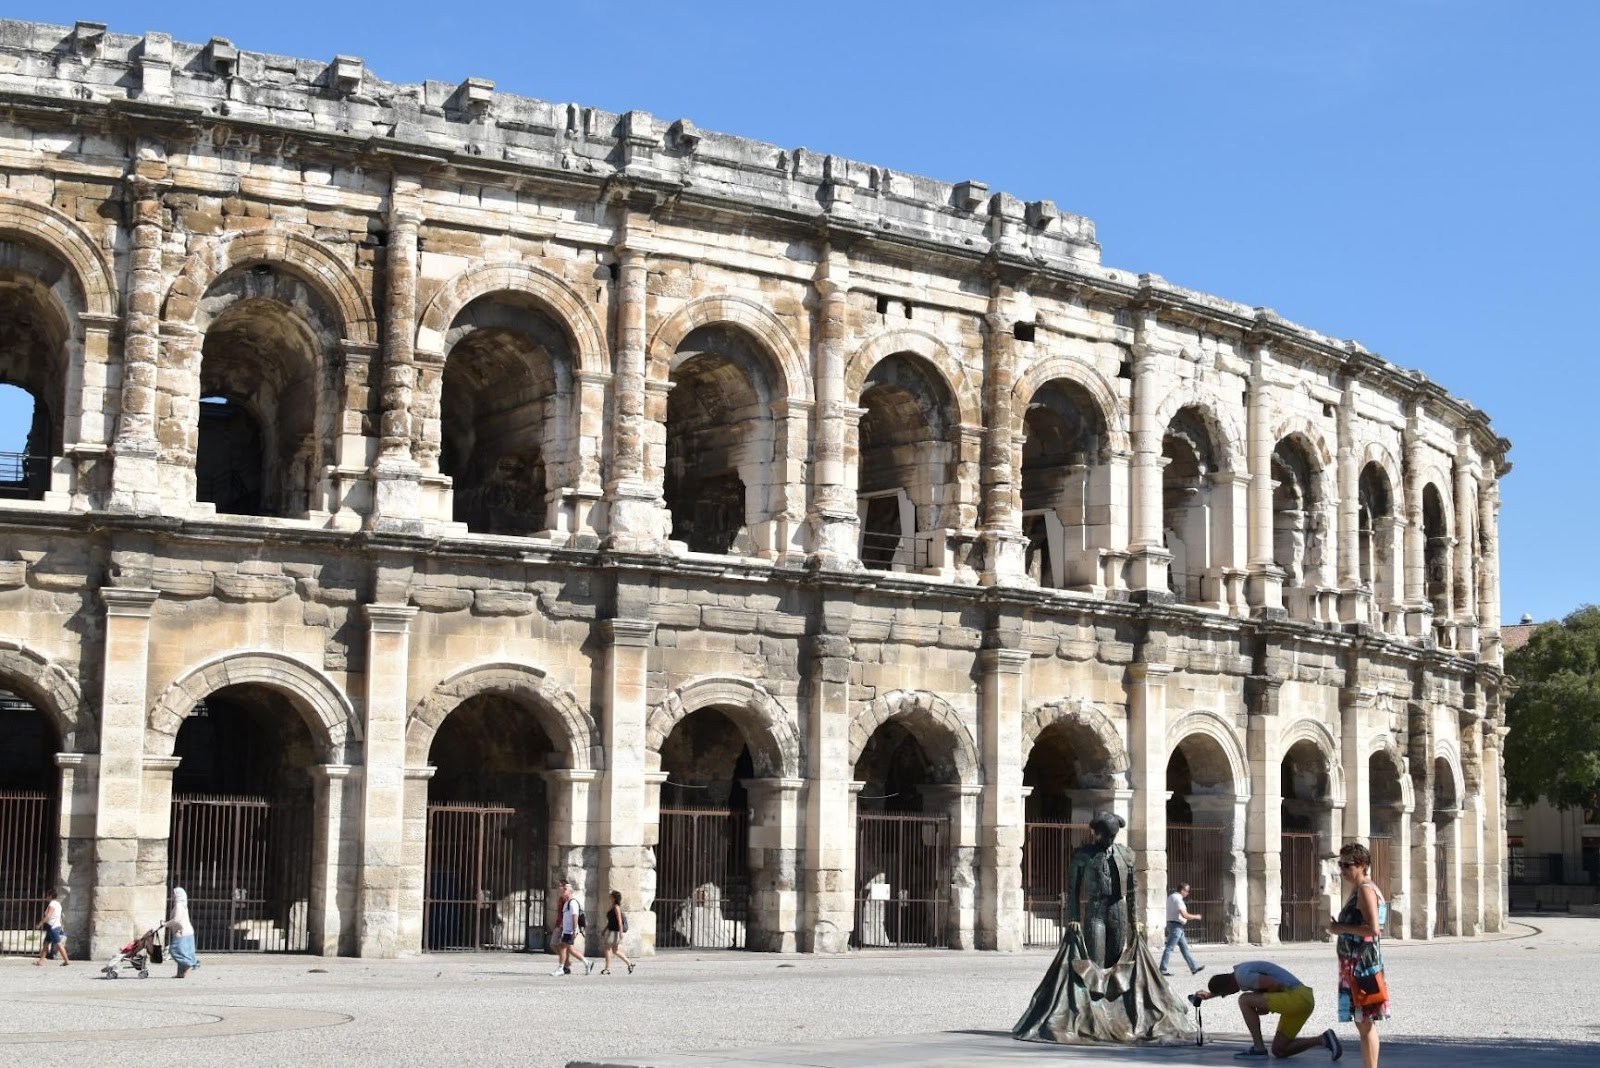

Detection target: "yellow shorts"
[1263, 986, 1315, 1039]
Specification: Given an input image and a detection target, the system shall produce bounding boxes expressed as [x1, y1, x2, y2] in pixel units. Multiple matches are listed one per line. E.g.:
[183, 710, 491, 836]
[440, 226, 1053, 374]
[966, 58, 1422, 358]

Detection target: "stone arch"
[647, 295, 808, 402]
[406, 662, 598, 771]
[0, 639, 91, 751]
[1011, 358, 1129, 453]
[1020, 697, 1129, 777]
[0, 194, 117, 317]
[1154, 387, 1247, 473]
[416, 261, 607, 376]
[1270, 417, 1337, 503]
[1367, 734, 1415, 811]
[1280, 717, 1345, 806]
[1432, 740, 1466, 807]
[646, 674, 800, 780]
[1419, 471, 1455, 537]
[1165, 709, 1250, 795]
[162, 230, 377, 345]
[849, 689, 980, 786]
[148, 651, 358, 758]
[1358, 441, 1404, 498]
[845, 329, 979, 428]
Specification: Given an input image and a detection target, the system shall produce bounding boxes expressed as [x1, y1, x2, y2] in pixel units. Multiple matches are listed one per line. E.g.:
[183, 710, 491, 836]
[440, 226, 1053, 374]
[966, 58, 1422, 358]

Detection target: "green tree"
[1504, 605, 1600, 810]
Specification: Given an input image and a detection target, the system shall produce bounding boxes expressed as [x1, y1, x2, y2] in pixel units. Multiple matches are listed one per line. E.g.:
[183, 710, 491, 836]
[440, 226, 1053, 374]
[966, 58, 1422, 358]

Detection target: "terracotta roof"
[1500, 624, 1536, 653]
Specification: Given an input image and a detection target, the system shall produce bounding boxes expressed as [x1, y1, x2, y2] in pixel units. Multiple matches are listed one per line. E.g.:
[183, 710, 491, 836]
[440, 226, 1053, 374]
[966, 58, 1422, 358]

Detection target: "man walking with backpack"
[551, 877, 592, 976]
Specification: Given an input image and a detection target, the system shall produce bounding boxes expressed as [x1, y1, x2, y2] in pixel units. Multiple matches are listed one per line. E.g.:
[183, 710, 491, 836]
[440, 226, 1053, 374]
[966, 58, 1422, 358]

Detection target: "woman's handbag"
[1349, 940, 1388, 1007]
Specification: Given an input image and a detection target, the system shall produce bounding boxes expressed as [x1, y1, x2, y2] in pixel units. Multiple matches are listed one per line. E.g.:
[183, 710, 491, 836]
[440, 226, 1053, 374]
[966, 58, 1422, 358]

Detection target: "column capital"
[979, 648, 1031, 674]
[742, 776, 807, 795]
[602, 618, 656, 646]
[54, 752, 96, 770]
[363, 603, 418, 632]
[403, 765, 437, 780]
[100, 587, 160, 616]
[142, 755, 182, 773]
[1128, 662, 1173, 681]
[545, 768, 601, 785]
[309, 763, 358, 782]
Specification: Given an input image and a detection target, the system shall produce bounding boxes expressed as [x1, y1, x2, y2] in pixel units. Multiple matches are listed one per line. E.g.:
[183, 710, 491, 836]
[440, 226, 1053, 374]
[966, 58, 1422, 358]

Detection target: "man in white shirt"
[550, 878, 592, 976]
[35, 890, 69, 967]
[1159, 882, 1203, 977]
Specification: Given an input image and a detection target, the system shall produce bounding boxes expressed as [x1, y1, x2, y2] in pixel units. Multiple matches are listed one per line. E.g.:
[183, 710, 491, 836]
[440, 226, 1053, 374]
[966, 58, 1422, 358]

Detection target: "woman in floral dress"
[1328, 841, 1388, 1068]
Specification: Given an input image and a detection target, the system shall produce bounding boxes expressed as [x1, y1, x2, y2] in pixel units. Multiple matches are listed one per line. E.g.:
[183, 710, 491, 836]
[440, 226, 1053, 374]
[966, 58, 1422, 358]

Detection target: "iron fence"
[0, 790, 54, 954]
[168, 795, 311, 952]
[854, 812, 949, 949]
[1166, 824, 1228, 944]
[424, 802, 545, 951]
[653, 807, 748, 950]
[1021, 822, 1092, 946]
[1279, 831, 1320, 941]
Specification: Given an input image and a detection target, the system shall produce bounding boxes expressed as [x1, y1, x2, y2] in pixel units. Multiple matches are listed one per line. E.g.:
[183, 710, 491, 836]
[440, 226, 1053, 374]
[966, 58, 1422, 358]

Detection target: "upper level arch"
[1280, 716, 1346, 806]
[849, 689, 980, 786]
[646, 674, 800, 780]
[647, 295, 808, 403]
[845, 329, 978, 428]
[1166, 709, 1250, 795]
[148, 651, 357, 760]
[406, 661, 598, 771]
[0, 194, 117, 318]
[1011, 358, 1129, 453]
[416, 261, 607, 376]
[162, 230, 377, 345]
[1020, 697, 1129, 780]
[1153, 387, 1245, 473]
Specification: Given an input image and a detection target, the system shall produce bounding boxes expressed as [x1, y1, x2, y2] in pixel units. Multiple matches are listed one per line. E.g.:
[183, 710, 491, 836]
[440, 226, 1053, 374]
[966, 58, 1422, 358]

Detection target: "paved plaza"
[2, 918, 1597, 1067]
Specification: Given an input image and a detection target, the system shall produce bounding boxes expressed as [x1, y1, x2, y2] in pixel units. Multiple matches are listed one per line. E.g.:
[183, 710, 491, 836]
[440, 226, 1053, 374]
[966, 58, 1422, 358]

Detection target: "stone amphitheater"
[0, 19, 1509, 961]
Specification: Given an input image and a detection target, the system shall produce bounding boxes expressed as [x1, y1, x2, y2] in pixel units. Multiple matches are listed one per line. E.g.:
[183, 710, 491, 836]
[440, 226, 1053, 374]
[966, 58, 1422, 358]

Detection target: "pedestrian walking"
[1158, 881, 1205, 977]
[1328, 841, 1389, 1068]
[550, 878, 591, 976]
[34, 889, 69, 967]
[600, 890, 635, 975]
[165, 886, 201, 978]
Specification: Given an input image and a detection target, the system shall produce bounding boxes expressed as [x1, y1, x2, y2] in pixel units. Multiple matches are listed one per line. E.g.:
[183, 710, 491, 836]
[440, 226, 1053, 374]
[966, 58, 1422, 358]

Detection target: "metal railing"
[854, 812, 949, 948]
[1280, 832, 1321, 941]
[1167, 824, 1228, 944]
[652, 806, 749, 950]
[0, 790, 55, 954]
[424, 802, 546, 951]
[1021, 822, 1093, 947]
[168, 795, 311, 952]
[0, 452, 48, 499]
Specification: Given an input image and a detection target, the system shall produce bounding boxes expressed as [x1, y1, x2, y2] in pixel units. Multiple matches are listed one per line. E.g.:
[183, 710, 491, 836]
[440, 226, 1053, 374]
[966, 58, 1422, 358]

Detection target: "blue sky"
[2, 1, 1593, 624]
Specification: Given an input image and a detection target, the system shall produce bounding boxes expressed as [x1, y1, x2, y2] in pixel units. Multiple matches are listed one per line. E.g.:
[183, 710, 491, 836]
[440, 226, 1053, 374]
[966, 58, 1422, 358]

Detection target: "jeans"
[1159, 920, 1198, 972]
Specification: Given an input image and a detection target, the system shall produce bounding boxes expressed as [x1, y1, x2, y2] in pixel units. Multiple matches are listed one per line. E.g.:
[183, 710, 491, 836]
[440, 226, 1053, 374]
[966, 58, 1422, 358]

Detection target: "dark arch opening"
[424, 693, 555, 951]
[0, 690, 61, 954]
[655, 707, 753, 949]
[1423, 484, 1450, 616]
[169, 685, 318, 952]
[858, 355, 955, 572]
[1271, 437, 1322, 592]
[0, 258, 71, 500]
[1165, 734, 1237, 944]
[1163, 407, 1220, 603]
[1021, 381, 1108, 589]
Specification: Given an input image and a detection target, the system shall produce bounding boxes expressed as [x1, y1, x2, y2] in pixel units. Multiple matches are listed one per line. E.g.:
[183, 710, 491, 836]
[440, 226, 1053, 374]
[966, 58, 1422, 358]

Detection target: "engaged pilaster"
[801, 614, 857, 952]
[977, 647, 1028, 950]
[357, 603, 416, 957]
[368, 196, 424, 532]
[597, 616, 655, 947]
[807, 255, 861, 567]
[109, 172, 167, 514]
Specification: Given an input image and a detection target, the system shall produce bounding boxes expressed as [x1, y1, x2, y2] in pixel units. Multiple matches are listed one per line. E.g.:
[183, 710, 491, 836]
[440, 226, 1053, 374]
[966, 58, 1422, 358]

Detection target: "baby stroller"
[101, 927, 163, 979]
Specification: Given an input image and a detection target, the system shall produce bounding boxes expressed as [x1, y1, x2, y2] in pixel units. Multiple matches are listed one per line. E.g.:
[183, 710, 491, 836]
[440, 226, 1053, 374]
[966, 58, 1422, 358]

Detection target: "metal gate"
[1280, 831, 1320, 941]
[1022, 822, 1091, 946]
[1434, 840, 1450, 936]
[168, 795, 311, 952]
[1, 790, 54, 954]
[653, 807, 748, 950]
[1368, 834, 1394, 906]
[1167, 824, 1227, 943]
[424, 802, 545, 951]
[854, 812, 949, 949]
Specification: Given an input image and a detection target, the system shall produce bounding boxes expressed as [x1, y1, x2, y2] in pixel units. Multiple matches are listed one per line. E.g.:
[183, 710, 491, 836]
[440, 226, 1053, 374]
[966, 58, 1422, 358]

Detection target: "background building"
[0, 20, 1509, 959]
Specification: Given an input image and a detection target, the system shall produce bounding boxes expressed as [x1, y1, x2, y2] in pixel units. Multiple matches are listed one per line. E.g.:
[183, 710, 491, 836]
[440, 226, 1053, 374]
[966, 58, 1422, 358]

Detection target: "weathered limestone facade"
[0, 20, 1509, 960]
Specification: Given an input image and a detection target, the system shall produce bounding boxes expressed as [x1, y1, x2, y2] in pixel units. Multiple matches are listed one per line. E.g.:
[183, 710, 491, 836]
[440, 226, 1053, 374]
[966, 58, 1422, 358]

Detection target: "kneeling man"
[1195, 960, 1341, 1060]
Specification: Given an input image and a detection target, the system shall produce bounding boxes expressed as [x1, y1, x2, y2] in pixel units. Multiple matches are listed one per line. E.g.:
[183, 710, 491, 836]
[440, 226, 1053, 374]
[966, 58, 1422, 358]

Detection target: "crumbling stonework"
[0, 20, 1508, 959]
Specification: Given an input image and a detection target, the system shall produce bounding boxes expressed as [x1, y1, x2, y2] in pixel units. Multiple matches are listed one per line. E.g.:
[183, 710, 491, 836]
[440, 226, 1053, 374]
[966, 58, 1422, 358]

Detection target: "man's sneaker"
[1191, 964, 1207, 975]
[583, 960, 594, 975]
[1159, 969, 1173, 977]
[1234, 1049, 1269, 1059]
[1322, 1029, 1343, 1061]
[550, 966, 565, 976]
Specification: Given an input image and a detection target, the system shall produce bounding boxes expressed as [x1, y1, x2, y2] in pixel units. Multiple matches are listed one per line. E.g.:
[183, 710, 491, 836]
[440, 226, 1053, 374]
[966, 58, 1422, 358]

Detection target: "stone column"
[1337, 379, 1366, 623]
[1411, 813, 1438, 939]
[1478, 475, 1502, 663]
[87, 588, 159, 959]
[63, 312, 119, 509]
[1387, 798, 1414, 940]
[1402, 404, 1427, 634]
[397, 765, 433, 954]
[357, 603, 417, 957]
[1128, 312, 1172, 597]
[809, 254, 860, 566]
[1340, 686, 1371, 844]
[136, 754, 180, 945]
[597, 616, 655, 946]
[369, 199, 424, 533]
[977, 647, 1028, 950]
[801, 614, 857, 953]
[605, 231, 667, 550]
[109, 174, 168, 515]
[1126, 661, 1172, 935]
[547, 768, 601, 944]
[745, 777, 805, 952]
[308, 763, 358, 956]
[922, 783, 980, 950]
[1245, 673, 1284, 943]
[979, 284, 1028, 585]
[1482, 722, 1508, 932]
[1245, 343, 1284, 612]
[1454, 439, 1477, 623]
[54, 753, 98, 947]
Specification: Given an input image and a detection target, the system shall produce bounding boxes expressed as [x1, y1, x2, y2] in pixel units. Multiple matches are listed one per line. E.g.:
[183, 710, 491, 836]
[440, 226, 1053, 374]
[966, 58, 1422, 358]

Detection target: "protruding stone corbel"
[205, 37, 237, 77]
[331, 55, 364, 94]
[136, 33, 172, 101]
[953, 180, 988, 212]
[669, 118, 700, 152]
[458, 77, 494, 118]
[72, 21, 106, 58]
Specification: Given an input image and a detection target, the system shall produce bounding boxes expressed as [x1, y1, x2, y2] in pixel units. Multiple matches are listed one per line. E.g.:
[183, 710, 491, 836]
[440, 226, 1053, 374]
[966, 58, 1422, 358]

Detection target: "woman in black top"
[600, 890, 635, 975]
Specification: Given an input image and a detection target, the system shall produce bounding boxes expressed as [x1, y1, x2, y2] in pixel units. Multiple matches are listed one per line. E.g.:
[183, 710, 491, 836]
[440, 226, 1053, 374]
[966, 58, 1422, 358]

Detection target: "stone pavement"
[0, 918, 1596, 1068]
